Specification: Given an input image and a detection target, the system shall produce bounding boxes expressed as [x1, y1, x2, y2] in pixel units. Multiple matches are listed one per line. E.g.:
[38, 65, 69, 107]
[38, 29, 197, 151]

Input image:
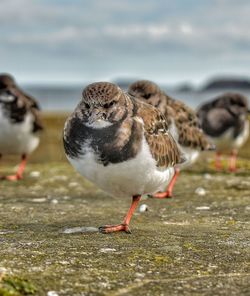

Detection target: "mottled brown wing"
[168, 98, 213, 150]
[177, 122, 214, 150]
[169, 99, 199, 127]
[20, 89, 44, 131]
[134, 98, 185, 168]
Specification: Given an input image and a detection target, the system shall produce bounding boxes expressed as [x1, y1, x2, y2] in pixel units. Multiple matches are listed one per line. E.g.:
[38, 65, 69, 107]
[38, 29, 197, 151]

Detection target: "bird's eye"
[143, 94, 151, 99]
[85, 103, 90, 109]
[103, 101, 115, 108]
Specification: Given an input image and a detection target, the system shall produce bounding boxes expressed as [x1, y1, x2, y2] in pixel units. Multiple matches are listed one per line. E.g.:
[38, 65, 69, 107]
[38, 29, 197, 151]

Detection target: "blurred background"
[1, 0, 250, 111]
[1, 0, 250, 163]
[1, 3, 250, 293]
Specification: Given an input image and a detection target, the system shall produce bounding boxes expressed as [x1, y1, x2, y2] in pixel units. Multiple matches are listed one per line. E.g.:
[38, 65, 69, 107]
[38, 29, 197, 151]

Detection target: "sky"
[1, 0, 250, 85]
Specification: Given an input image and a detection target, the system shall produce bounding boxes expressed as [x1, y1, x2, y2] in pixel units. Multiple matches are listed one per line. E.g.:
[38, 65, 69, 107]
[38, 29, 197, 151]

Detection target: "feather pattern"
[133, 97, 184, 168]
[128, 80, 214, 151]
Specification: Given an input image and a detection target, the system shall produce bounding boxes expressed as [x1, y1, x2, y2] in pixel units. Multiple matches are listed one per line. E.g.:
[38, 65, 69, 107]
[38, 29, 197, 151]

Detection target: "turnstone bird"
[197, 93, 249, 172]
[63, 82, 185, 234]
[128, 80, 214, 198]
[0, 73, 43, 180]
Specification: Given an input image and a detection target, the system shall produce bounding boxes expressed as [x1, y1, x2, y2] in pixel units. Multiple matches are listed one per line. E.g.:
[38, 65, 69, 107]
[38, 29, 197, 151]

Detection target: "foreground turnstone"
[63, 82, 185, 233]
[128, 80, 214, 198]
[0, 73, 43, 180]
[197, 93, 249, 172]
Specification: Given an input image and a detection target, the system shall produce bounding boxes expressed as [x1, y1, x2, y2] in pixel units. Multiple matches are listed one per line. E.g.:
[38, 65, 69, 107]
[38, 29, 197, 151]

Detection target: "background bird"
[197, 93, 249, 172]
[128, 80, 214, 198]
[0, 73, 43, 180]
[63, 82, 186, 234]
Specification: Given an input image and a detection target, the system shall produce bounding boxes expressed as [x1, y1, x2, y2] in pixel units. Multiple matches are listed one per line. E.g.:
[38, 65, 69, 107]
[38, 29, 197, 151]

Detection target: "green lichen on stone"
[0, 275, 37, 296]
[0, 114, 249, 295]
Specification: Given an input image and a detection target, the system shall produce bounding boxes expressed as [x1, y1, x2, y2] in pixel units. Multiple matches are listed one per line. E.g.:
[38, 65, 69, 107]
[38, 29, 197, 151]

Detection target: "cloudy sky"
[1, 0, 250, 85]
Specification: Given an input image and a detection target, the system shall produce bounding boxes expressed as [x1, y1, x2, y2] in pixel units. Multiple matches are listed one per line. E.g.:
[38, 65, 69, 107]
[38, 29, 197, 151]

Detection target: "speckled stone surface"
[0, 114, 249, 295]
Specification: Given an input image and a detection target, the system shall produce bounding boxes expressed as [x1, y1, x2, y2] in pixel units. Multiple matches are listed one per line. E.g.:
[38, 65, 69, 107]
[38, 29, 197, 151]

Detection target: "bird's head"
[217, 93, 249, 117]
[128, 80, 163, 107]
[78, 82, 128, 128]
[0, 74, 16, 90]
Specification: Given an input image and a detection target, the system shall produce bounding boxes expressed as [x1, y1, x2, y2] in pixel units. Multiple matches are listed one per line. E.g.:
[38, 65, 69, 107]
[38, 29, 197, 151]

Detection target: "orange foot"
[150, 190, 173, 199]
[229, 167, 237, 173]
[99, 224, 131, 234]
[0, 174, 22, 181]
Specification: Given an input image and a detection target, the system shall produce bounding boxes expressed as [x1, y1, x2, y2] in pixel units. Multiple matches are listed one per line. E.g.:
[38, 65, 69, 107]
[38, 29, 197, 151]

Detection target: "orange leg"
[153, 168, 180, 199]
[1, 154, 27, 181]
[99, 195, 141, 234]
[215, 152, 222, 171]
[229, 149, 237, 173]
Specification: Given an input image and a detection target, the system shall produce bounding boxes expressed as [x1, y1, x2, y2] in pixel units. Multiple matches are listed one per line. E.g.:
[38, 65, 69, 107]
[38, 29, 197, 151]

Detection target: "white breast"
[0, 106, 40, 155]
[67, 136, 175, 198]
[179, 146, 200, 168]
[234, 120, 249, 148]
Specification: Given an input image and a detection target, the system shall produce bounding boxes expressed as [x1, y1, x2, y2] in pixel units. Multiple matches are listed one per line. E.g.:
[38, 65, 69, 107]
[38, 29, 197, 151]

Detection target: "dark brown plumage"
[197, 93, 249, 172]
[197, 93, 249, 138]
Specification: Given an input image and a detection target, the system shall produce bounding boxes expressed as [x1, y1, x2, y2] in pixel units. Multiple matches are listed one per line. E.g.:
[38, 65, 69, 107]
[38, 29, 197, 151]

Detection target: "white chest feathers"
[0, 106, 40, 155]
[67, 136, 175, 198]
[179, 147, 200, 168]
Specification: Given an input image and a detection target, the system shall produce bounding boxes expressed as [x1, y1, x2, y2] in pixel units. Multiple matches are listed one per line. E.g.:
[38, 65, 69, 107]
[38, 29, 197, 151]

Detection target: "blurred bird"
[128, 80, 214, 198]
[0, 74, 43, 180]
[63, 82, 186, 234]
[197, 93, 249, 172]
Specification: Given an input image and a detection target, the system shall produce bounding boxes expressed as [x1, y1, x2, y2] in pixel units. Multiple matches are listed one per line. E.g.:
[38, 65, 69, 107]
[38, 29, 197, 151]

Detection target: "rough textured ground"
[0, 114, 249, 296]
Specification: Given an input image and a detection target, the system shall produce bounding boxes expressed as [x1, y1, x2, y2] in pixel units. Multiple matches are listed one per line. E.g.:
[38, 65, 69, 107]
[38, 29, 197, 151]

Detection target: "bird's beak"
[88, 108, 105, 124]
